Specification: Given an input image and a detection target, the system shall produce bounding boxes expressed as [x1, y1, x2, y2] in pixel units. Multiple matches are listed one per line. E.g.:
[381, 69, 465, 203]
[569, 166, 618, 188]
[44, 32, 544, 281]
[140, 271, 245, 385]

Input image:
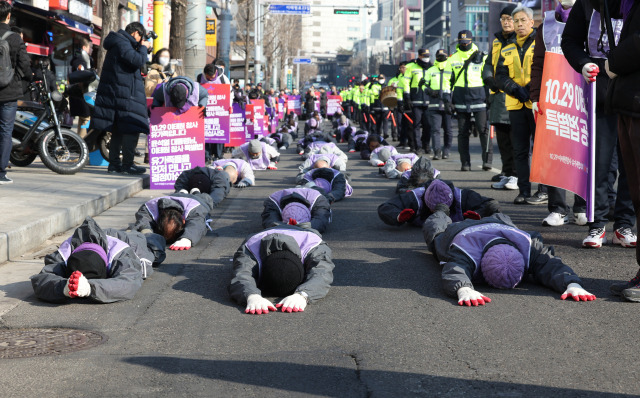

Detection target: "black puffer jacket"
[91, 30, 149, 134]
[0, 23, 31, 102]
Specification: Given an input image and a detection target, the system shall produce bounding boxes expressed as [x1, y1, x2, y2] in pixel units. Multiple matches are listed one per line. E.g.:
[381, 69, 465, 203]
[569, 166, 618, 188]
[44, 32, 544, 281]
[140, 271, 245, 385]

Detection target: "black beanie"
[260, 250, 305, 297]
[188, 173, 212, 193]
[65, 250, 107, 279]
[500, 4, 517, 17]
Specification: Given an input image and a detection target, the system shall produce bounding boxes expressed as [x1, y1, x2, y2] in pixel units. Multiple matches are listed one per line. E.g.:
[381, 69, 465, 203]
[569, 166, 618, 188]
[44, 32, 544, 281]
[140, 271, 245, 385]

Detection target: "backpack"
[0, 31, 15, 88]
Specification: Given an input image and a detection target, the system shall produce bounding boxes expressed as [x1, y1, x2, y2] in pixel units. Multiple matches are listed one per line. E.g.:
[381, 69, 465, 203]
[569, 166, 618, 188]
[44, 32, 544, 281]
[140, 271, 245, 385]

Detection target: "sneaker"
[121, 165, 147, 175]
[404, 146, 411, 150]
[279, 146, 286, 150]
[504, 176, 519, 190]
[107, 165, 122, 174]
[491, 172, 506, 182]
[425, 147, 432, 155]
[482, 163, 492, 171]
[513, 193, 528, 205]
[415, 148, 425, 156]
[542, 212, 568, 227]
[432, 149, 441, 160]
[525, 191, 548, 205]
[622, 286, 640, 302]
[442, 149, 449, 159]
[0, 175, 13, 184]
[610, 269, 640, 296]
[491, 176, 509, 190]
[613, 227, 637, 247]
[348, 149, 356, 153]
[461, 165, 471, 172]
[582, 227, 605, 248]
[298, 150, 304, 155]
[574, 212, 588, 226]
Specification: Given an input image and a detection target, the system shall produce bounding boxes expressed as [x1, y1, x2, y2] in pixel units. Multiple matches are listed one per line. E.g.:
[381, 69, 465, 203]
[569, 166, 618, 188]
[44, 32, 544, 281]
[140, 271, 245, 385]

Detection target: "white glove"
[561, 283, 596, 301]
[277, 292, 308, 313]
[236, 180, 249, 188]
[63, 271, 91, 298]
[245, 294, 276, 314]
[532, 101, 543, 120]
[169, 238, 191, 251]
[581, 62, 599, 83]
[604, 59, 617, 79]
[456, 286, 492, 307]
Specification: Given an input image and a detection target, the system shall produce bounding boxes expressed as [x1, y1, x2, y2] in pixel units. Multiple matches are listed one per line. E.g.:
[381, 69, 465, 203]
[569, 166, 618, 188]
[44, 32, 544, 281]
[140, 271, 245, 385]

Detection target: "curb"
[0, 176, 149, 264]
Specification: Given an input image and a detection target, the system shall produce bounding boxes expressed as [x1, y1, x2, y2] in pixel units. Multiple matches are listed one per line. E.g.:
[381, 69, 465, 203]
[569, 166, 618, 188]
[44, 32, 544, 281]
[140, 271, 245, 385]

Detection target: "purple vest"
[262, 136, 277, 146]
[200, 73, 223, 85]
[308, 153, 340, 167]
[353, 132, 368, 141]
[412, 187, 426, 213]
[145, 196, 202, 221]
[450, 223, 532, 279]
[163, 82, 200, 112]
[372, 145, 397, 156]
[304, 169, 352, 197]
[401, 168, 441, 180]
[240, 142, 271, 170]
[58, 236, 129, 272]
[587, 10, 622, 59]
[307, 141, 333, 152]
[269, 188, 323, 210]
[211, 159, 247, 178]
[390, 153, 418, 164]
[542, 11, 565, 54]
[337, 125, 349, 139]
[450, 187, 464, 222]
[245, 228, 323, 273]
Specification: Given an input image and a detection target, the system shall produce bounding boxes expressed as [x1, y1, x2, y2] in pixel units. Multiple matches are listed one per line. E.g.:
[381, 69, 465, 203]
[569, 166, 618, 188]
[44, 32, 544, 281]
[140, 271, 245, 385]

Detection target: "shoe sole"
[542, 219, 567, 227]
[622, 292, 640, 302]
[613, 237, 637, 248]
[0, 181, 13, 184]
[582, 242, 603, 248]
[491, 185, 507, 190]
[525, 200, 548, 205]
[504, 184, 519, 190]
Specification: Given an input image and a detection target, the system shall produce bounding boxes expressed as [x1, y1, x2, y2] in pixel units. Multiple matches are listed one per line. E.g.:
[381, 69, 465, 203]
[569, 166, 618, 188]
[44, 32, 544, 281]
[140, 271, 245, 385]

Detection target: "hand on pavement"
[288, 218, 298, 225]
[561, 283, 596, 301]
[267, 165, 278, 170]
[581, 62, 600, 83]
[457, 287, 491, 307]
[604, 60, 617, 80]
[236, 180, 249, 188]
[377, 162, 385, 167]
[463, 210, 481, 220]
[276, 293, 307, 313]
[169, 238, 192, 251]
[64, 271, 91, 298]
[397, 208, 416, 223]
[245, 294, 276, 314]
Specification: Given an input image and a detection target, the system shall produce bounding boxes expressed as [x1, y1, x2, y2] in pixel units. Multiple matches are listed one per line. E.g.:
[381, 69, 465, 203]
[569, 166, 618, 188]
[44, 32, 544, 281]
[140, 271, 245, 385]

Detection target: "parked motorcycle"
[66, 70, 110, 161]
[10, 62, 89, 174]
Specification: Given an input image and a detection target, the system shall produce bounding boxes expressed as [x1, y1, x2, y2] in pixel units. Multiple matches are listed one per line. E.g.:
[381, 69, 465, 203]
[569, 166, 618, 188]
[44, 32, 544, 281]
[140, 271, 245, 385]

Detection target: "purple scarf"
[556, 4, 571, 22]
[620, 0, 634, 21]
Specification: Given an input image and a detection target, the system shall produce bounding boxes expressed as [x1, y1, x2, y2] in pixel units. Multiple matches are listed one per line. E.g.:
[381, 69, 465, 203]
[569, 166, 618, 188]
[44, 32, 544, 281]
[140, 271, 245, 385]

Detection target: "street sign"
[293, 58, 311, 64]
[268, 4, 310, 15]
[334, 9, 359, 15]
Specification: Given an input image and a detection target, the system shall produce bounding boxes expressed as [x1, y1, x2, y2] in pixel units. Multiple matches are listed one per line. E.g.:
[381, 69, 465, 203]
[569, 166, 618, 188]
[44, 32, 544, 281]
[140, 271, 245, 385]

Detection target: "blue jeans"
[0, 101, 17, 178]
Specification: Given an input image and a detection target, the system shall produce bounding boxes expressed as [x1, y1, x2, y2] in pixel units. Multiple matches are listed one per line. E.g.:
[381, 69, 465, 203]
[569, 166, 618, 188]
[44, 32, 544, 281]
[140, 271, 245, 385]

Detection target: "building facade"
[392, 0, 422, 63]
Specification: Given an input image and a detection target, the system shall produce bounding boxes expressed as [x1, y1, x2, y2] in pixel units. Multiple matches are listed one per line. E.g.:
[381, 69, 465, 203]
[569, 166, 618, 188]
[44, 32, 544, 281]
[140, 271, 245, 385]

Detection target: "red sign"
[49, 0, 68, 10]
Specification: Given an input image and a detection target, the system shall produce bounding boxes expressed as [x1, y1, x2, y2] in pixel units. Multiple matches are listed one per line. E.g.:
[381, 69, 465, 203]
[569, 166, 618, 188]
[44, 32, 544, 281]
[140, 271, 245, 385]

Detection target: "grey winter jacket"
[229, 225, 334, 305]
[30, 217, 165, 303]
[422, 212, 582, 297]
[174, 166, 231, 207]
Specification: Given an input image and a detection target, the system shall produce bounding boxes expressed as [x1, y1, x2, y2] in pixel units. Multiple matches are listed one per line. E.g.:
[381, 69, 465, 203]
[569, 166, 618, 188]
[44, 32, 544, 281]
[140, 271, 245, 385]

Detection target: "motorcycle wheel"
[99, 131, 111, 161]
[10, 150, 38, 167]
[38, 128, 89, 174]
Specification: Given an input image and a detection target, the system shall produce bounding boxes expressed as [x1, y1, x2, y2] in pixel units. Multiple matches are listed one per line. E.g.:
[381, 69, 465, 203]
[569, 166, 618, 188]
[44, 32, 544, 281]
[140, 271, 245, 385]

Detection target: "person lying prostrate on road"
[174, 166, 231, 208]
[132, 194, 210, 251]
[232, 139, 280, 170]
[31, 217, 166, 304]
[369, 146, 398, 167]
[229, 225, 335, 314]
[361, 134, 390, 160]
[304, 116, 320, 136]
[380, 153, 419, 179]
[151, 75, 208, 112]
[298, 154, 347, 175]
[270, 128, 293, 150]
[303, 141, 348, 164]
[334, 115, 350, 141]
[378, 179, 500, 227]
[262, 187, 332, 233]
[211, 159, 255, 188]
[422, 211, 596, 306]
[396, 156, 441, 193]
[299, 167, 353, 204]
[347, 129, 368, 153]
[297, 130, 338, 155]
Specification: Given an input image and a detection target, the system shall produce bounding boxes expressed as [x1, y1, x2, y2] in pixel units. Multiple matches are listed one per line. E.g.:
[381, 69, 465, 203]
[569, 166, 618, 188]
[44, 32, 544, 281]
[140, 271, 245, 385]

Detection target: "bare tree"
[299, 64, 318, 87]
[233, 0, 255, 84]
[170, 0, 187, 76]
[96, 0, 119, 73]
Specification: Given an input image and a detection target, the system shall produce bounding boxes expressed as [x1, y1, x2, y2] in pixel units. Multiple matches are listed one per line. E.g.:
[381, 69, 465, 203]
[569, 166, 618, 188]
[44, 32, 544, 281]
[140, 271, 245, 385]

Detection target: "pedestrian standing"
[92, 22, 150, 175]
[404, 48, 433, 154]
[69, 37, 93, 139]
[0, 1, 31, 185]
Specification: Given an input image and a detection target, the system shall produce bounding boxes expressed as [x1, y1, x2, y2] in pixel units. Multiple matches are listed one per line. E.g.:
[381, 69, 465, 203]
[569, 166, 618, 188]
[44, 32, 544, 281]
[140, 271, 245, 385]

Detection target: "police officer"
[404, 48, 433, 155]
[396, 61, 412, 149]
[447, 30, 492, 172]
[482, 4, 518, 187]
[424, 49, 454, 160]
[369, 74, 389, 138]
[495, 6, 547, 205]
[341, 85, 352, 120]
[387, 64, 406, 142]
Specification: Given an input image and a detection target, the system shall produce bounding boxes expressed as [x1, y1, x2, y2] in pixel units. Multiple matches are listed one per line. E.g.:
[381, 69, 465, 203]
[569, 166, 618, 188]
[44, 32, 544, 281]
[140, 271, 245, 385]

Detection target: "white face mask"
[158, 57, 170, 67]
[379, 79, 385, 84]
[560, 0, 575, 7]
[420, 57, 430, 63]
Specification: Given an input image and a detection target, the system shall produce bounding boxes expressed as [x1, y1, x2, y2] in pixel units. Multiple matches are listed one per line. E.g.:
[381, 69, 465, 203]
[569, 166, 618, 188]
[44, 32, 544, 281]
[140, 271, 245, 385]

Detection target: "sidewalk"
[0, 159, 148, 265]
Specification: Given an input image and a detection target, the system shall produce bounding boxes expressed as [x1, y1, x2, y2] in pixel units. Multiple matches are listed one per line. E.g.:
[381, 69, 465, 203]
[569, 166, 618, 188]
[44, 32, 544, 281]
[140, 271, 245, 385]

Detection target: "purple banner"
[287, 95, 301, 115]
[226, 102, 246, 147]
[203, 83, 231, 144]
[149, 106, 206, 189]
[327, 95, 342, 116]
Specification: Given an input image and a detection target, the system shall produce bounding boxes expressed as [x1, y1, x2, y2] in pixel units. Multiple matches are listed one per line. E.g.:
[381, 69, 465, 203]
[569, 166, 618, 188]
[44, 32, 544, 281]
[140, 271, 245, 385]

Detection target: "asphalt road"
[1, 121, 639, 397]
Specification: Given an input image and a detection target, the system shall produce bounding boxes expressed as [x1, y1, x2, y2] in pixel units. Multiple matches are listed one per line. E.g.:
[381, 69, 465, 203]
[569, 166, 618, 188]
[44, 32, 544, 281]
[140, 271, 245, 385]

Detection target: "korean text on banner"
[287, 95, 301, 115]
[327, 95, 342, 116]
[278, 98, 285, 120]
[149, 106, 206, 189]
[251, 99, 265, 136]
[530, 52, 596, 220]
[245, 104, 254, 140]
[226, 103, 246, 147]
[202, 83, 231, 144]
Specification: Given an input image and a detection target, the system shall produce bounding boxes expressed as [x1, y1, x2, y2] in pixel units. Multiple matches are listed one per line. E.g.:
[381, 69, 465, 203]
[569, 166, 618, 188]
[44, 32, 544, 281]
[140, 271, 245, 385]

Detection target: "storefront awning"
[12, 1, 56, 19]
[90, 33, 100, 46]
[56, 14, 92, 35]
[25, 42, 49, 56]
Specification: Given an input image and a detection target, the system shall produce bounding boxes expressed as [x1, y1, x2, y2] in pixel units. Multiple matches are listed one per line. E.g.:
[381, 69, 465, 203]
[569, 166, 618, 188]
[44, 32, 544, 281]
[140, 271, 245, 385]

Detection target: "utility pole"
[183, 0, 207, 79]
[218, 0, 232, 77]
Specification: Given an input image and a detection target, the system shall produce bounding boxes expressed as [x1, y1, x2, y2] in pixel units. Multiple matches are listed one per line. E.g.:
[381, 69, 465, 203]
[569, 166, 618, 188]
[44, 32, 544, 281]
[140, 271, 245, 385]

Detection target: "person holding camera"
[92, 22, 151, 175]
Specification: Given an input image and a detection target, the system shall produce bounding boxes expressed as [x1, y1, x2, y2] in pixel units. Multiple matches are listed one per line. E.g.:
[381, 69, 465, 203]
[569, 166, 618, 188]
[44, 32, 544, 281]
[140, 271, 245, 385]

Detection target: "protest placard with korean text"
[225, 103, 246, 147]
[202, 83, 231, 144]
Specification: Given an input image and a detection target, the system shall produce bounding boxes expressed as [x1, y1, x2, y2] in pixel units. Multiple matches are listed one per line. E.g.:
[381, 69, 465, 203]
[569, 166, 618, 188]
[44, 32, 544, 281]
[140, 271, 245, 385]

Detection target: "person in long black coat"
[91, 22, 150, 175]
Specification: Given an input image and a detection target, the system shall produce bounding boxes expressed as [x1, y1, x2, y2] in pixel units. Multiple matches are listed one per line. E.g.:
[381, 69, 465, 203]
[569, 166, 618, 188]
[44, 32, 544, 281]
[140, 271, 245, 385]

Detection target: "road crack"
[347, 352, 372, 398]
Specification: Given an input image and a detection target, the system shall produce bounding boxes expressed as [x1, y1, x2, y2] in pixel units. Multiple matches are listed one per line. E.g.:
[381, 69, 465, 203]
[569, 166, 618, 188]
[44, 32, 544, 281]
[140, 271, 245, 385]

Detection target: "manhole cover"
[0, 328, 107, 359]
